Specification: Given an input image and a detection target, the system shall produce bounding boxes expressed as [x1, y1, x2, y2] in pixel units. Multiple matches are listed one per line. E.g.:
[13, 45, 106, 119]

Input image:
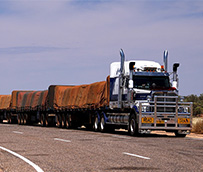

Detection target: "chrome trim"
[139, 95, 192, 132]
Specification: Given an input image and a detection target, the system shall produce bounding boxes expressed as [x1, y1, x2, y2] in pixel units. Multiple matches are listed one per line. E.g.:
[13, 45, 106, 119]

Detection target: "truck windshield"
[133, 76, 170, 90]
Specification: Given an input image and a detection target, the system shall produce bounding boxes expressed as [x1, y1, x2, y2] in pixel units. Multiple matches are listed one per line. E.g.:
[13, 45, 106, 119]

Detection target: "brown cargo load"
[10, 90, 48, 111]
[31, 90, 48, 111]
[48, 76, 110, 110]
[0, 95, 11, 110]
[10, 91, 31, 110]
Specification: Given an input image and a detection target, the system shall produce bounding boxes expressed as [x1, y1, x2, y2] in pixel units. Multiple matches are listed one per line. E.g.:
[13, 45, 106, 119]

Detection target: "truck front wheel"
[129, 114, 138, 136]
[175, 131, 186, 137]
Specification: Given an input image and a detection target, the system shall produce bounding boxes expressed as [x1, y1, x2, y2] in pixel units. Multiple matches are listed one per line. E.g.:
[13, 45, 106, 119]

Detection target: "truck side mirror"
[173, 63, 180, 72]
[129, 62, 135, 89]
[129, 62, 135, 70]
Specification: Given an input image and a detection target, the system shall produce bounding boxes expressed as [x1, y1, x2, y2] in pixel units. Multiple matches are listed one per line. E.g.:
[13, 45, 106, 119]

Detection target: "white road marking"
[123, 152, 150, 160]
[0, 146, 44, 172]
[59, 129, 69, 131]
[112, 135, 131, 139]
[13, 131, 23, 134]
[54, 138, 71, 143]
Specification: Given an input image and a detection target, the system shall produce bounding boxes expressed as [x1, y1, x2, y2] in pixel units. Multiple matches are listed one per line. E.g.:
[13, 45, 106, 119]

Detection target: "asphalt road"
[0, 123, 203, 172]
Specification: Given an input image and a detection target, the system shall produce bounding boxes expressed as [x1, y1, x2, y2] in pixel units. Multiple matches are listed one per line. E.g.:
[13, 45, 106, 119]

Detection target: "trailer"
[8, 90, 48, 125]
[46, 80, 109, 129]
[0, 95, 11, 123]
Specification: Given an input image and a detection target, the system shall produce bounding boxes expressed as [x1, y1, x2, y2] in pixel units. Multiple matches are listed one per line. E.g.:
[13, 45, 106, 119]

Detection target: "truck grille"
[151, 92, 177, 113]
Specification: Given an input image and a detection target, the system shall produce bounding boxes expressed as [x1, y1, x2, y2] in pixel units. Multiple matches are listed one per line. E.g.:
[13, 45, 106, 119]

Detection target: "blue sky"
[0, 0, 202, 96]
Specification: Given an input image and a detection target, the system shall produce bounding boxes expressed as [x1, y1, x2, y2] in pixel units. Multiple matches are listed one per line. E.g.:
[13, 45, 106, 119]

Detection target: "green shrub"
[184, 94, 203, 116]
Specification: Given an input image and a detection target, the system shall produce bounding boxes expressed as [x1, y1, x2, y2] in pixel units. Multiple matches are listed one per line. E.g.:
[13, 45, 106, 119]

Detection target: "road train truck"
[48, 49, 192, 137]
[0, 49, 192, 137]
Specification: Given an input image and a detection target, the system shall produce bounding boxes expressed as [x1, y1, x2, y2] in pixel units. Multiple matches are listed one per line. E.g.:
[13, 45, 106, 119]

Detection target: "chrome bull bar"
[138, 95, 193, 131]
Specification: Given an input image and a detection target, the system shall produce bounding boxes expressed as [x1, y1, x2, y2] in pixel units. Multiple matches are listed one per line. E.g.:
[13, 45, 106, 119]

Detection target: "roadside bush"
[192, 120, 203, 134]
[184, 94, 203, 116]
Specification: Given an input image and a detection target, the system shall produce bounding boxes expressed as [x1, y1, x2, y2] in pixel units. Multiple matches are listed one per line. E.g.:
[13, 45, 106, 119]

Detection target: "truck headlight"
[178, 107, 188, 113]
[142, 106, 147, 112]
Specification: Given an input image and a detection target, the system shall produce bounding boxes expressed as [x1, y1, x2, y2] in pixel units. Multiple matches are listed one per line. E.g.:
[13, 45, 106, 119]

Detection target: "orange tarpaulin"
[10, 90, 48, 111]
[0, 95, 11, 110]
[10, 91, 32, 110]
[47, 76, 110, 110]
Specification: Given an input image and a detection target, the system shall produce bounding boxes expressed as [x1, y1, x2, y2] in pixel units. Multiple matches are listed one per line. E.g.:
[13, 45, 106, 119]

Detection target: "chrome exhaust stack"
[118, 49, 125, 108]
[163, 50, 168, 72]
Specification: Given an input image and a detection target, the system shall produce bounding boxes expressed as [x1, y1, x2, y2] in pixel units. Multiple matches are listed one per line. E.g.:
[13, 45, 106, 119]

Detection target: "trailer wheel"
[20, 113, 24, 125]
[65, 114, 71, 129]
[100, 115, 106, 132]
[40, 114, 45, 127]
[93, 115, 99, 132]
[61, 114, 66, 128]
[23, 114, 28, 125]
[7, 113, 12, 124]
[17, 114, 21, 125]
[44, 114, 49, 127]
[56, 114, 62, 128]
[129, 114, 138, 136]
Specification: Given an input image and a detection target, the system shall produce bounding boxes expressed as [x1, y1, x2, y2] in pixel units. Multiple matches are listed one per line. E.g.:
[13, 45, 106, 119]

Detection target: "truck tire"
[175, 131, 186, 137]
[56, 114, 62, 128]
[40, 113, 46, 127]
[20, 113, 24, 125]
[100, 115, 106, 132]
[23, 114, 28, 125]
[7, 113, 12, 124]
[44, 114, 49, 127]
[93, 115, 99, 132]
[65, 114, 71, 129]
[17, 114, 21, 125]
[61, 114, 65, 128]
[129, 114, 138, 136]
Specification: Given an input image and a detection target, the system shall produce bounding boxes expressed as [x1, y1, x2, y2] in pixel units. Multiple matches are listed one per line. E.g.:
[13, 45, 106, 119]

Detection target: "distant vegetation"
[184, 94, 203, 117]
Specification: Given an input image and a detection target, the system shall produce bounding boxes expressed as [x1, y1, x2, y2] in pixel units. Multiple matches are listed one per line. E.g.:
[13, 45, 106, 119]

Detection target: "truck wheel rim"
[66, 115, 69, 128]
[18, 115, 21, 124]
[94, 117, 98, 130]
[101, 118, 104, 130]
[41, 115, 44, 126]
[130, 119, 135, 133]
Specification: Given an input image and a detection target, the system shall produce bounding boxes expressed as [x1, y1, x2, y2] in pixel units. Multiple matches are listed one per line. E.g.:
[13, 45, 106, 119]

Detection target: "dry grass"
[192, 118, 203, 134]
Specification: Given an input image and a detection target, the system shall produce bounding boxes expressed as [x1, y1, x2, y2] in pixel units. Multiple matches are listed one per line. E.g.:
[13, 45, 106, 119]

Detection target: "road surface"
[0, 123, 203, 172]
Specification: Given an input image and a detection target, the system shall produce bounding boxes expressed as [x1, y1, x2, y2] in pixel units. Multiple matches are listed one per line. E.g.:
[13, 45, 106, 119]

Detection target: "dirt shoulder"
[151, 131, 203, 139]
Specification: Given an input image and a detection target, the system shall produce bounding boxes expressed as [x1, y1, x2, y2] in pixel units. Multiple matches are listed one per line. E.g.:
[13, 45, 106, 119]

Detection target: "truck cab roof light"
[161, 65, 165, 72]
